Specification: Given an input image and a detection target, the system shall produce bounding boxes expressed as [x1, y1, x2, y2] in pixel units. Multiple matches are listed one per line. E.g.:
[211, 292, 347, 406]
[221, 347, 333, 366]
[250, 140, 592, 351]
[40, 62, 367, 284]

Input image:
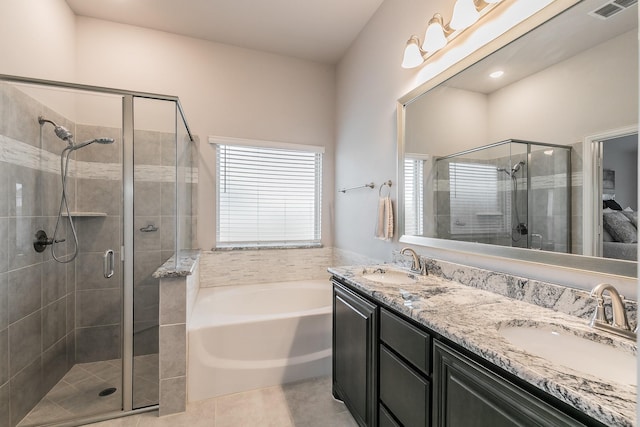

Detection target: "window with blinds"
[404, 158, 424, 235]
[449, 162, 509, 235]
[215, 142, 322, 248]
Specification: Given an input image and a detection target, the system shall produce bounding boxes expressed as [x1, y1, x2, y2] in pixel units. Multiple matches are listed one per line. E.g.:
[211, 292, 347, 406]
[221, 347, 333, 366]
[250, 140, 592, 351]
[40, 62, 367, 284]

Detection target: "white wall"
[0, 0, 76, 81]
[335, 0, 637, 295]
[335, 0, 438, 261]
[73, 17, 336, 250]
[0, 0, 78, 119]
[405, 86, 489, 155]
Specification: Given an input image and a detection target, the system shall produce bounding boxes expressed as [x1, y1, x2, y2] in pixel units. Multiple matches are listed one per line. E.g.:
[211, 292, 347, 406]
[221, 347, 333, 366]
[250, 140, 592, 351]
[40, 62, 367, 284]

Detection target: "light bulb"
[422, 14, 447, 53]
[450, 0, 480, 31]
[401, 36, 424, 68]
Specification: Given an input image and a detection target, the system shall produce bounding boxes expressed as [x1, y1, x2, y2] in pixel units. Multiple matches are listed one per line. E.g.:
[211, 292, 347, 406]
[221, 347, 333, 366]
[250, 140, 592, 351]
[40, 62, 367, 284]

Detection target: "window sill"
[213, 243, 323, 251]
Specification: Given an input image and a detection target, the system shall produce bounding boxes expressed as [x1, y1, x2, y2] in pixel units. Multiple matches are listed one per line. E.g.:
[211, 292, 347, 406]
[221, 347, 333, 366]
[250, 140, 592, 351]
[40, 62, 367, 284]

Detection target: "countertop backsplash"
[391, 250, 637, 328]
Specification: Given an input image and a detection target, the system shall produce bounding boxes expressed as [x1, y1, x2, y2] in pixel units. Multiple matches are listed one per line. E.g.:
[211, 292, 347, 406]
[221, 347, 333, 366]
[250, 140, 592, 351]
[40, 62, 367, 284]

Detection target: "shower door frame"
[0, 74, 193, 426]
[583, 125, 639, 257]
[122, 95, 134, 413]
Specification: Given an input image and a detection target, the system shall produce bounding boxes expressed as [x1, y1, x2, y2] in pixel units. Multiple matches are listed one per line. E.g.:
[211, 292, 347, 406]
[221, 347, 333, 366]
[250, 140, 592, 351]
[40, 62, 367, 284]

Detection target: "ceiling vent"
[589, 0, 637, 19]
[614, 0, 638, 7]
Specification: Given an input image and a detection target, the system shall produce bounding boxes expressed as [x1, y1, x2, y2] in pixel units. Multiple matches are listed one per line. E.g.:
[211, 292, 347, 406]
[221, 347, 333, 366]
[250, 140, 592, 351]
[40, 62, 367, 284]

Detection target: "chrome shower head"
[38, 116, 73, 143]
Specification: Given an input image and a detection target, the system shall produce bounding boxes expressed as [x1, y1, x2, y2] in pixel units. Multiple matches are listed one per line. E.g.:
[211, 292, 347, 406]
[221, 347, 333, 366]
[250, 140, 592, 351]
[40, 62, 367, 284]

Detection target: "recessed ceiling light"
[489, 70, 504, 78]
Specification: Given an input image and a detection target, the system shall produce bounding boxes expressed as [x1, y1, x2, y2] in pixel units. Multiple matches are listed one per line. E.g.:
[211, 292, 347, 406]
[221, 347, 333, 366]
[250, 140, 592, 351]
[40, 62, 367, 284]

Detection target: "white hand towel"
[375, 196, 394, 240]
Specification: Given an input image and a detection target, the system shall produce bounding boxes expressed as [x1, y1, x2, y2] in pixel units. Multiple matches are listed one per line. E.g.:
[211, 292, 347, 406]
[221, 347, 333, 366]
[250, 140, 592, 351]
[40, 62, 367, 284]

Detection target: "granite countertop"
[152, 249, 201, 278]
[329, 264, 637, 427]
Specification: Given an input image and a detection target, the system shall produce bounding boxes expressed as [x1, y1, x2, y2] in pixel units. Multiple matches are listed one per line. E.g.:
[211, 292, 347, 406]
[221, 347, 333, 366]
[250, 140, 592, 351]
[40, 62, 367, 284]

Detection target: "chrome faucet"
[589, 283, 635, 340]
[400, 247, 427, 275]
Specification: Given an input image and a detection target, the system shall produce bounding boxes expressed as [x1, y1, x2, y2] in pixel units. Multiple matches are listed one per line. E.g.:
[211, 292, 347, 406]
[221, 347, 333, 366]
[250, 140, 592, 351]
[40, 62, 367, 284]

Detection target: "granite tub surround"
[329, 265, 637, 427]
[153, 250, 201, 279]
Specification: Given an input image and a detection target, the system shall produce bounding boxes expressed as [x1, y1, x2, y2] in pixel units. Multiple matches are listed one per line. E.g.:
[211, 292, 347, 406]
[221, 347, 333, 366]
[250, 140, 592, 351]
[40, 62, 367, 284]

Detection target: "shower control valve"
[33, 230, 65, 253]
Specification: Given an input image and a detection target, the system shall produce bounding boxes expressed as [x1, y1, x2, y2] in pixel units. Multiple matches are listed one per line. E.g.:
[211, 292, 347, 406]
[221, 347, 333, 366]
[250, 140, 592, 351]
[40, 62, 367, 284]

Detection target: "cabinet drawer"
[379, 404, 401, 427]
[380, 346, 429, 427]
[380, 308, 430, 375]
[433, 341, 587, 427]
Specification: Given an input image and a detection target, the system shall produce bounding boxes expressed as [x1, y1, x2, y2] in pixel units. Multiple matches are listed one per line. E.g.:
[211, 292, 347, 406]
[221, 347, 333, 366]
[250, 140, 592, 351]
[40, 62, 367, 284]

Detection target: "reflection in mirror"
[422, 139, 571, 252]
[399, 0, 638, 276]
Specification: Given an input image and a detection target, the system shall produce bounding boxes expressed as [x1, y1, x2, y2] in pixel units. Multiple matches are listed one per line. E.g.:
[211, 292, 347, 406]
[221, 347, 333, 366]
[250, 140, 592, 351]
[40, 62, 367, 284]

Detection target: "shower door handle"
[103, 249, 115, 279]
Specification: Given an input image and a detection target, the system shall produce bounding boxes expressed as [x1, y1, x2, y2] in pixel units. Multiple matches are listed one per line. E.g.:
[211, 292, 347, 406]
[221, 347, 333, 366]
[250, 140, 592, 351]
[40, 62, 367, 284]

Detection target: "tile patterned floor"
[18, 355, 159, 427]
[87, 376, 357, 427]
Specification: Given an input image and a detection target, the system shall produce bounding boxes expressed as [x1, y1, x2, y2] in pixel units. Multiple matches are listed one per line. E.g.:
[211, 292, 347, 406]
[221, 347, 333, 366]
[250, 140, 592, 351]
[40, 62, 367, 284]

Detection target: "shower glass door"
[131, 97, 177, 409]
[1, 81, 126, 426]
[527, 144, 571, 252]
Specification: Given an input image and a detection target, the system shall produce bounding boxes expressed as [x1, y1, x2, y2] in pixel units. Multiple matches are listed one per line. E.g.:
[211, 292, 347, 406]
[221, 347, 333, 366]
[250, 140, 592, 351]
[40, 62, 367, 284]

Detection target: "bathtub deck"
[89, 376, 358, 427]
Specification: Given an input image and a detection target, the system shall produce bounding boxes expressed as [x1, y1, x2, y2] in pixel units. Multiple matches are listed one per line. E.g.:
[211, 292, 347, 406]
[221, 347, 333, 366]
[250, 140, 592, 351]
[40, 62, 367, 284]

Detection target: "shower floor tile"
[87, 376, 357, 427]
[17, 355, 159, 427]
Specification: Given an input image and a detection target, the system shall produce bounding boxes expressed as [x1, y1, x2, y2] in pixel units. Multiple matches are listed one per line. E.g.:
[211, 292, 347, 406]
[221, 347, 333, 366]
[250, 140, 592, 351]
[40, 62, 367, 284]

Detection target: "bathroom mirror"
[398, 0, 638, 277]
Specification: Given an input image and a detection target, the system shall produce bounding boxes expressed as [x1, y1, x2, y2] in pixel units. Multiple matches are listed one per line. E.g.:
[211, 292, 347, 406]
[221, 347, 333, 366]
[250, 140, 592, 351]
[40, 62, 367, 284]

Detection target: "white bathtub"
[187, 279, 333, 401]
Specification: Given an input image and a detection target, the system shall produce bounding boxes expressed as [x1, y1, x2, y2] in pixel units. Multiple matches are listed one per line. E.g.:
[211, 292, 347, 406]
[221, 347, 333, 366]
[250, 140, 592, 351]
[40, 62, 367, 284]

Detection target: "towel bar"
[340, 182, 375, 193]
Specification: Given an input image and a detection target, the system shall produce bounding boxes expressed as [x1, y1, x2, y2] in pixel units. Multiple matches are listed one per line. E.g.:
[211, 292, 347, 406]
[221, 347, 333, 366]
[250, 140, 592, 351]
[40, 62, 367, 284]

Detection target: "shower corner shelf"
[62, 212, 108, 217]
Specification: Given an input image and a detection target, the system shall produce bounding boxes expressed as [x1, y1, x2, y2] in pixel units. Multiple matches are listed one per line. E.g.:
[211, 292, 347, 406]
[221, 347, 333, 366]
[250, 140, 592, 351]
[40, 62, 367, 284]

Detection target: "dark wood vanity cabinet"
[379, 309, 431, 427]
[332, 281, 378, 427]
[332, 278, 600, 427]
[432, 341, 587, 427]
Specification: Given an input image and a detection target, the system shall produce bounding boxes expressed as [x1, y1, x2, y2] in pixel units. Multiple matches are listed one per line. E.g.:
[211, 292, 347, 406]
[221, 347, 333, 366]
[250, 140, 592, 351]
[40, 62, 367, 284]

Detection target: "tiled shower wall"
[0, 83, 78, 426]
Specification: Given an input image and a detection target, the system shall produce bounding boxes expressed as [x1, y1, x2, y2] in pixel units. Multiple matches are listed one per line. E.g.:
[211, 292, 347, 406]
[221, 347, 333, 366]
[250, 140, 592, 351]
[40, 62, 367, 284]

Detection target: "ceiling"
[64, 0, 384, 64]
[445, 0, 638, 94]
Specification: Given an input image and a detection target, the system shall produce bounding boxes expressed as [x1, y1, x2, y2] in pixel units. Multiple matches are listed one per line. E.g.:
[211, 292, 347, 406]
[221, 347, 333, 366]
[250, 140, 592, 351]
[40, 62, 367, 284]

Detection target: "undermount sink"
[359, 269, 420, 285]
[498, 322, 637, 386]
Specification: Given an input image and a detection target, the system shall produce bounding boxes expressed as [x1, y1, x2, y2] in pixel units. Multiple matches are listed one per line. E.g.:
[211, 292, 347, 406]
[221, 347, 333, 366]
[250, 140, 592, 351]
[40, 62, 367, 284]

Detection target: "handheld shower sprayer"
[496, 160, 528, 241]
[38, 115, 115, 263]
[511, 160, 525, 174]
[71, 137, 115, 151]
[497, 160, 526, 177]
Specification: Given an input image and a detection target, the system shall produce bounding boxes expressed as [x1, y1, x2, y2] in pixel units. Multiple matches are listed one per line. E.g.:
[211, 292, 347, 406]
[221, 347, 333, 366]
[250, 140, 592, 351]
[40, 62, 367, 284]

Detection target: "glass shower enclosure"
[0, 74, 196, 426]
[434, 139, 571, 252]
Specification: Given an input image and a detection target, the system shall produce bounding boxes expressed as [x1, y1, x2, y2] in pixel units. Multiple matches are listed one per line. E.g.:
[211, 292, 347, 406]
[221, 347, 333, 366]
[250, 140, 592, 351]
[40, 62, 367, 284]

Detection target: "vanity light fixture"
[401, 0, 504, 69]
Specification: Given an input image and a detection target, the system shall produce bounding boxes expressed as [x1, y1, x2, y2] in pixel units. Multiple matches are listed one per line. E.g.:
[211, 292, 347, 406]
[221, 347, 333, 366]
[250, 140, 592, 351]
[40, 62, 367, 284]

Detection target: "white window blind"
[404, 158, 424, 235]
[449, 162, 508, 235]
[215, 141, 322, 248]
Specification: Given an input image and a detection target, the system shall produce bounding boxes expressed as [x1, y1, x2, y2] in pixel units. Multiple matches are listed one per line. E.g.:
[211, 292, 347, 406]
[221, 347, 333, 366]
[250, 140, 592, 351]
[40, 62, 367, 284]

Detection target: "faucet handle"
[419, 258, 428, 276]
[589, 295, 608, 327]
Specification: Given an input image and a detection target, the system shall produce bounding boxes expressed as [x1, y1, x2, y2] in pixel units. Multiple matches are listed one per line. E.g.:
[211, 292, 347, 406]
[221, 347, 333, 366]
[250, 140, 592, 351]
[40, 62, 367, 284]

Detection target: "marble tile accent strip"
[0, 135, 198, 183]
[329, 265, 636, 427]
[198, 247, 333, 288]
[0, 135, 60, 174]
